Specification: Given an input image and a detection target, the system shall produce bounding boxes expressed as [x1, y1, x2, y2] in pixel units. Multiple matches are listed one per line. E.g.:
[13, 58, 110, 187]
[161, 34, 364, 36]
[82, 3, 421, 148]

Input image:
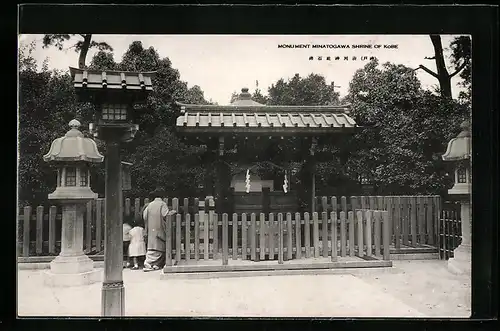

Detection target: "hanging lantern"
[245, 169, 251, 193]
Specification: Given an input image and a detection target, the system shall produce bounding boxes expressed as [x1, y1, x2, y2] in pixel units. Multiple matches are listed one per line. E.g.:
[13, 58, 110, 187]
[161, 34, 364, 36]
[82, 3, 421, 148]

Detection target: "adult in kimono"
[142, 187, 170, 272]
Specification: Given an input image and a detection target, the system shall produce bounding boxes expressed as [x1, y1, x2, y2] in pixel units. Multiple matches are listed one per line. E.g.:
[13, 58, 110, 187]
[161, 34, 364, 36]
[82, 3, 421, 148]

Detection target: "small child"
[128, 219, 147, 270]
[123, 217, 133, 268]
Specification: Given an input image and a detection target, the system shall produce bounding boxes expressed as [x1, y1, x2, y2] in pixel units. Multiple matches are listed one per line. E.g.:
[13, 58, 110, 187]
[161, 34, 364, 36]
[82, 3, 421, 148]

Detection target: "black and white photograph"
[17, 28, 477, 318]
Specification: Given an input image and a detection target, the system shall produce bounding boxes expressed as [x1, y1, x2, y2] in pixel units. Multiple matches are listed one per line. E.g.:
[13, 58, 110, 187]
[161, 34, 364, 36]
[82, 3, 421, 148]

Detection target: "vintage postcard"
[17, 33, 472, 318]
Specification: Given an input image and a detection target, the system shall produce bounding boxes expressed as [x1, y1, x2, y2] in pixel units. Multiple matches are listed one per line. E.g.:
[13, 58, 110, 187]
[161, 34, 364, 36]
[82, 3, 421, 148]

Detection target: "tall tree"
[252, 88, 268, 104]
[267, 73, 340, 106]
[450, 36, 472, 105]
[18, 42, 82, 205]
[88, 41, 211, 197]
[415, 35, 469, 99]
[42, 34, 113, 69]
[347, 59, 468, 194]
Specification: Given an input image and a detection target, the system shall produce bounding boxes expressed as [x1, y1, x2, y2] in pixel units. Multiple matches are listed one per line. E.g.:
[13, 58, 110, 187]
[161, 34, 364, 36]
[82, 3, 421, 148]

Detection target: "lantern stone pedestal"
[43, 199, 102, 287]
[447, 201, 471, 276]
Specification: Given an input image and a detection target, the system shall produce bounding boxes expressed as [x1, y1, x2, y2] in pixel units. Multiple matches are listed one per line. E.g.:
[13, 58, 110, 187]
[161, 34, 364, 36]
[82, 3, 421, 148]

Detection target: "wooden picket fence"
[16, 195, 440, 258]
[16, 197, 194, 257]
[313, 195, 441, 249]
[438, 202, 462, 260]
[165, 209, 391, 267]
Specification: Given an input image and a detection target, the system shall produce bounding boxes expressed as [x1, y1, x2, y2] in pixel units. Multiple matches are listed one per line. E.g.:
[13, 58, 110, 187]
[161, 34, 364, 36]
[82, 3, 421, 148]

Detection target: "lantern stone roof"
[43, 120, 104, 163]
[69, 67, 155, 92]
[442, 120, 472, 161]
[175, 88, 357, 136]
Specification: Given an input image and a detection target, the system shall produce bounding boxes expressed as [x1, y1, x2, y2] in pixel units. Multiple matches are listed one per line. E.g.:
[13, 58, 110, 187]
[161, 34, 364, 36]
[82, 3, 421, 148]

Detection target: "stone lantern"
[442, 119, 472, 276]
[42, 119, 104, 286]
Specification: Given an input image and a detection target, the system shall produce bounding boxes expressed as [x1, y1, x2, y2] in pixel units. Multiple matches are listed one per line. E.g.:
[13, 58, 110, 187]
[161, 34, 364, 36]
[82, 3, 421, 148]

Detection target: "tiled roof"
[176, 111, 357, 132]
[70, 67, 155, 91]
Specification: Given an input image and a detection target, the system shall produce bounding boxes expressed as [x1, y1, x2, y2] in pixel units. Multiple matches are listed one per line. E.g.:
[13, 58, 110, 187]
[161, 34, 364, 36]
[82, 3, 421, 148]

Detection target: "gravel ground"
[353, 260, 471, 318]
[17, 259, 470, 318]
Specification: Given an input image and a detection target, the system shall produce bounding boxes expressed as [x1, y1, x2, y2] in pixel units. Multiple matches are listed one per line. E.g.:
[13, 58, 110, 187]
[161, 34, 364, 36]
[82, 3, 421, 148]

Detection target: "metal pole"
[101, 139, 124, 316]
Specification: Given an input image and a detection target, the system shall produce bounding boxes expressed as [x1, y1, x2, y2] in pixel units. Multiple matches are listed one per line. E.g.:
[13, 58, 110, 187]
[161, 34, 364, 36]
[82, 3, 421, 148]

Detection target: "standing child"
[128, 219, 147, 270]
[123, 217, 132, 268]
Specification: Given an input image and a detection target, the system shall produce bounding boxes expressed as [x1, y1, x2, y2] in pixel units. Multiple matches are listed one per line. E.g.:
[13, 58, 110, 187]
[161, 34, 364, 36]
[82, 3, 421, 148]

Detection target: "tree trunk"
[78, 34, 92, 69]
[429, 35, 452, 99]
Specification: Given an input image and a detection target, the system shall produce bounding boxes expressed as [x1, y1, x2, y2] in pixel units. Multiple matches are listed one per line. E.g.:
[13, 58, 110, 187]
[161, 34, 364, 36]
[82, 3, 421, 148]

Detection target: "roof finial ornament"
[69, 119, 81, 130]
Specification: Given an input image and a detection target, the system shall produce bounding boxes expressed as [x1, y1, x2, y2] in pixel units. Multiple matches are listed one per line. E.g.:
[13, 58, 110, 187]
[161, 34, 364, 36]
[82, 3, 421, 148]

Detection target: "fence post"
[402, 197, 409, 246]
[183, 198, 189, 216]
[259, 213, 266, 261]
[49, 205, 57, 255]
[175, 214, 182, 263]
[222, 213, 229, 266]
[340, 211, 347, 257]
[341, 196, 347, 214]
[331, 212, 338, 261]
[348, 211, 355, 257]
[295, 212, 302, 259]
[426, 196, 435, 245]
[134, 198, 140, 223]
[394, 196, 401, 249]
[356, 210, 364, 257]
[321, 196, 328, 213]
[304, 212, 311, 258]
[200, 202, 208, 261]
[434, 196, 441, 253]
[374, 210, 381, 257]
[331, 196, 338, 214]
[278, 213, 284, 264]
[185, 213, 191, 261]
[36, 206, 44, 255]
[383, 211, 390, 260]
[313, 212, 320, 258]
[269, 213, 275, 260]
[286, 213, 293, 261]
[232, 213, 238, 260]
[164, 213, 173, 267]
[125, 198, 131, 218]
[23, 206, 31, 257]
[410, 196, 417, 246]
[365, 210, 373, 257]
[251, 213, 257, 261]
[194, 213, 200, 261]
[322, 212, 328, 258]
[241, 213, 247, 260]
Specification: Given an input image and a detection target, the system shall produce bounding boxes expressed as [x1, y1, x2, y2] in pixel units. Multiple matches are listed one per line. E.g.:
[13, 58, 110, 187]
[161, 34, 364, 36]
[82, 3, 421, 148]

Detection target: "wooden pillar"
[101, 139, 124, 316]
[215, 136, 225, 215]
[310, 137, 317, 214]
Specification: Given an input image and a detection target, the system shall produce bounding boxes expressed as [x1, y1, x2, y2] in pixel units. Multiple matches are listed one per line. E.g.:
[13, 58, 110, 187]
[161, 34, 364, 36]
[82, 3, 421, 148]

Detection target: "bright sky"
[19, 34, 468, 105]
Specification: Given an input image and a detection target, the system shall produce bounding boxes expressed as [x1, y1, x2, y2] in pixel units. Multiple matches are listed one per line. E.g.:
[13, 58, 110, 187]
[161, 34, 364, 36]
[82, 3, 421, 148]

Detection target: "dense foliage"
[18, 37, 471, 207]
[345, 59, 469, 195]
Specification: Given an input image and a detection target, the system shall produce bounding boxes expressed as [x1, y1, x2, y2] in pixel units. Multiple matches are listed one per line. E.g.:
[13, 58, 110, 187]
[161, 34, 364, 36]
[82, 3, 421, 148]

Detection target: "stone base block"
[448, 244, 471, 276]
[49, 254, 94, 274]
[43, 268, 102, 287]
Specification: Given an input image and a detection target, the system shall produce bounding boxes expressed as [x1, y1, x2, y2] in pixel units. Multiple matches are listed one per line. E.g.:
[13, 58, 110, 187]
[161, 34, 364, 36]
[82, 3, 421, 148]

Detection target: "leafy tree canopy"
[345, 59, 469, 194]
